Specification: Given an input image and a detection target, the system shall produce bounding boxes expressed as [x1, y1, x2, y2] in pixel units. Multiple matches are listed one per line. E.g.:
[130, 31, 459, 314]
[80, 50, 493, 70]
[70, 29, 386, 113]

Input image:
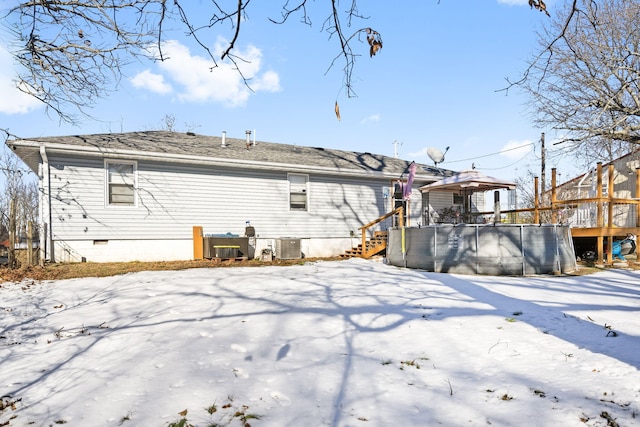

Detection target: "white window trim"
[104, 159, 138, 207]
[288, 173, 309, 211]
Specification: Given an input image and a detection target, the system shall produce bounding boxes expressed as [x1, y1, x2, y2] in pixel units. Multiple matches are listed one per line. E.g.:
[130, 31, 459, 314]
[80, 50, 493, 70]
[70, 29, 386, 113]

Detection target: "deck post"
[596, 163, 604, 265]
[607, 164, 615, 264]
[534, 176, 540, 224]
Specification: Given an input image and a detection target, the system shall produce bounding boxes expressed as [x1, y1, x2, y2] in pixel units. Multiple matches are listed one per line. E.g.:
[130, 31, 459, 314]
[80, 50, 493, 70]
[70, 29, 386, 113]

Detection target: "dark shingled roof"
[9, 131, 452, 180]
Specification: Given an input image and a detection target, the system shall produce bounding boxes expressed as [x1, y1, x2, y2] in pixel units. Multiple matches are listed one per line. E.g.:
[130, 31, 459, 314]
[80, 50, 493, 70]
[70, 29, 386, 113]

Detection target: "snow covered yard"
[1, 258, 639, 426]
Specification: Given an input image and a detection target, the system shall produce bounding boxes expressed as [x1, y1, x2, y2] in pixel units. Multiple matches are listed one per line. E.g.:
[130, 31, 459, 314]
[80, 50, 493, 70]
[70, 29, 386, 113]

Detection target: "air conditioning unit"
[275, 238, 301, 259]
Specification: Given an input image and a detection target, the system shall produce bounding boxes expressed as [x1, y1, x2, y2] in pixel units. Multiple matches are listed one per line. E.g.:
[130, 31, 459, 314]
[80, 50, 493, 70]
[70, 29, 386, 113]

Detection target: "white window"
[289, 173, 308, 211]
[453, 193, 464, 206]
[106, 160, 137, 206]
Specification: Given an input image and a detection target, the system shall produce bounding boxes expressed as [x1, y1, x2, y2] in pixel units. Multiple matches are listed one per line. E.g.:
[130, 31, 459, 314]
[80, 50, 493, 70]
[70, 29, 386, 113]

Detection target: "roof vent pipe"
[221, 131, 226, 147]
[245, 130, 252, 149]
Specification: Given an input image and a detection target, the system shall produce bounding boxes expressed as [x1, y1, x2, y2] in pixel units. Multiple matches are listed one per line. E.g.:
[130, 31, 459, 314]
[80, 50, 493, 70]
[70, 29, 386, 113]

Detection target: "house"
[7, 131, 456, 263]
[552, 149, 640, 228]
[548, 149, 640, 259]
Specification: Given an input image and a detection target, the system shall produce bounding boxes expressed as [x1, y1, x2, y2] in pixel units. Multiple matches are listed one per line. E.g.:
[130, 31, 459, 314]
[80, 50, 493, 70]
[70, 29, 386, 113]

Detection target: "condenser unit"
[275, 238, 301, 259]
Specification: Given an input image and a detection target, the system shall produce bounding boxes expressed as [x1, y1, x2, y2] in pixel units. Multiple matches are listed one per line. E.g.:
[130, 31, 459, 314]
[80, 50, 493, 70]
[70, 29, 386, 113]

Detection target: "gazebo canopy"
[419, 170, 516, 193]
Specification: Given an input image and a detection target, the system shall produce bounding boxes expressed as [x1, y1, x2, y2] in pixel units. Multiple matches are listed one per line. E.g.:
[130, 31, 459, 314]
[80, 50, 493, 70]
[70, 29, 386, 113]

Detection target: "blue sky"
[0, 0, 577, 182]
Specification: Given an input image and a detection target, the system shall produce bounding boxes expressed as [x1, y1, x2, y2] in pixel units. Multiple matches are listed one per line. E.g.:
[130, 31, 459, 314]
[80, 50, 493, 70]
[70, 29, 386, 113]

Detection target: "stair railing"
[358, 206, 404, 258]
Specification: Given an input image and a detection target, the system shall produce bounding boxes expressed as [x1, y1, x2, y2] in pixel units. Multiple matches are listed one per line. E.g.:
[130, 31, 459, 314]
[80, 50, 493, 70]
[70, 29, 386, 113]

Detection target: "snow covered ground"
[1, 258, 639, 427]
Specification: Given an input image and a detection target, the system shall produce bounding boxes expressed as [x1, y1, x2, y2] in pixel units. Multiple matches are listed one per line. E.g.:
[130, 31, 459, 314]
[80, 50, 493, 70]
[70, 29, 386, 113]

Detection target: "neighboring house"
[7, 131, 455, 263]
[552, 149, 640, 228]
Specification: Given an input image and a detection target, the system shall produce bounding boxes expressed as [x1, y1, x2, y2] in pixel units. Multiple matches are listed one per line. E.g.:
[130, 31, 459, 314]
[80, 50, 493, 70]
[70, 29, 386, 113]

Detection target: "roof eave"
[10, 139, 444, 181]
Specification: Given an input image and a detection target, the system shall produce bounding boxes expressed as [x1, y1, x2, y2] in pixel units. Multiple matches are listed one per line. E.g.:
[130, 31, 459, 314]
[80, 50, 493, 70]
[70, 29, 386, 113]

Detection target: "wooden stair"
[342, 206, 404, 259]
[342, 231, 388, 259]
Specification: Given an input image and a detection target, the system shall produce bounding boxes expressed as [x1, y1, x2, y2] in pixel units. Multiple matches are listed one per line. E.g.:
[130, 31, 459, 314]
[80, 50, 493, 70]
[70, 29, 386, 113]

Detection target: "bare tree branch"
[221, 0, 245, 60]
[502, 0, 584, 92]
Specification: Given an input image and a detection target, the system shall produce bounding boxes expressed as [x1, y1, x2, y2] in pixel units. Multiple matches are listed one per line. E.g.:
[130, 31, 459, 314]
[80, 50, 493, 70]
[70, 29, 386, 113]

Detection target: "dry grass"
[0, 256, 636, 283]
[569, 257, 640, 276]
[0, 257, 346, 283]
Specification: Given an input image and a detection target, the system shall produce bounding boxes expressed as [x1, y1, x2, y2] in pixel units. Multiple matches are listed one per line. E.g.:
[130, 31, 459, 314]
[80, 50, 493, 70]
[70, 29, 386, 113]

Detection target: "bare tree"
[519, 0, 640, 163]
[0, 147, 39, 244]
[160, 113, 176, 132]
[150, 113, 200, 133]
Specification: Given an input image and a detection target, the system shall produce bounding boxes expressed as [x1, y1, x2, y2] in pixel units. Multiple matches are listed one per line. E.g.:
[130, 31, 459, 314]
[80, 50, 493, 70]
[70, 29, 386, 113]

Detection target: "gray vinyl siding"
[613, 154, 639, 227]
[613, 154, 639, 198]
[47, 154, 395, 241]
[421, 191, 454, 224]
[48, 155, 105, 241]
[305, 176, 388, 236]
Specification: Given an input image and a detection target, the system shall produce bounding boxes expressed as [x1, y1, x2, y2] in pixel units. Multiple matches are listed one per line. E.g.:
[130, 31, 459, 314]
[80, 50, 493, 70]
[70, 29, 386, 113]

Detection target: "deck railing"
[357, 206, 404, 258]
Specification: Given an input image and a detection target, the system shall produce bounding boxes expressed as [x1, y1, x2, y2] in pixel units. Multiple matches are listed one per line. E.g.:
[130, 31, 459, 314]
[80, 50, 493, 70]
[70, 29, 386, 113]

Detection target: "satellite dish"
[427, 146, 450, 167]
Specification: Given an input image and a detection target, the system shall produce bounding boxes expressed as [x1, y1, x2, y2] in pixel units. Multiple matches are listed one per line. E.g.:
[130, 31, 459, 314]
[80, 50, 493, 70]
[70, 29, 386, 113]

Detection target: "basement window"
[289, 173, 308, 211]
[106, 160, 137, 206]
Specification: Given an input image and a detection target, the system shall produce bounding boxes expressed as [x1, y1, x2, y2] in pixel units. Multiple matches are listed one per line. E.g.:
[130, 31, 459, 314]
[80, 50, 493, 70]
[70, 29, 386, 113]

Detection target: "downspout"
[39, 146, 53, 263]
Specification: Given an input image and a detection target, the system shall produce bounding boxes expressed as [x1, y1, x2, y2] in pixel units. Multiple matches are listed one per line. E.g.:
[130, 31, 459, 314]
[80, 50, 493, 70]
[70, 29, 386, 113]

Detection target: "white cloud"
[0, 45, 43, 115]
[251, 70, 281, 92]
[499, 139, 533, 159]
[133, 39, 281, 106]
[130, 69, 172, 94]
[361, 114, 381, 125]
[408, 147, 428, 158]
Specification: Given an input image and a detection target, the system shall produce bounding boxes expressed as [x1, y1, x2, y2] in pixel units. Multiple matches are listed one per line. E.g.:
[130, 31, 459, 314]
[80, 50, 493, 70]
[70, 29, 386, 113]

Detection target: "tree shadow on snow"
[3, 261, 639, 426]
[429, 270, 640, 369]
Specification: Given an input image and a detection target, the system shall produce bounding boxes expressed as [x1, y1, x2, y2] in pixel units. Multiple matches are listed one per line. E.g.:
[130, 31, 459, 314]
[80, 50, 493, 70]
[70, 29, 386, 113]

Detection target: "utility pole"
[540, 132, 546, 196]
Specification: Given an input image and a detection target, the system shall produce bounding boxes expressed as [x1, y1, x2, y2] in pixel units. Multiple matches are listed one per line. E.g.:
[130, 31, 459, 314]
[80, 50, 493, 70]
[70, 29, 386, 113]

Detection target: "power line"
[476, 150, 532, 171]
[444, 142, 534, 164]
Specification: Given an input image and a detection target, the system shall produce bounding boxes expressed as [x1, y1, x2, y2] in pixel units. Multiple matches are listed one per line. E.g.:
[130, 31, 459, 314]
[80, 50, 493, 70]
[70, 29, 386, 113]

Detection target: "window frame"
[288, 173, 309, 211]
[105, 159, 138, 207]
